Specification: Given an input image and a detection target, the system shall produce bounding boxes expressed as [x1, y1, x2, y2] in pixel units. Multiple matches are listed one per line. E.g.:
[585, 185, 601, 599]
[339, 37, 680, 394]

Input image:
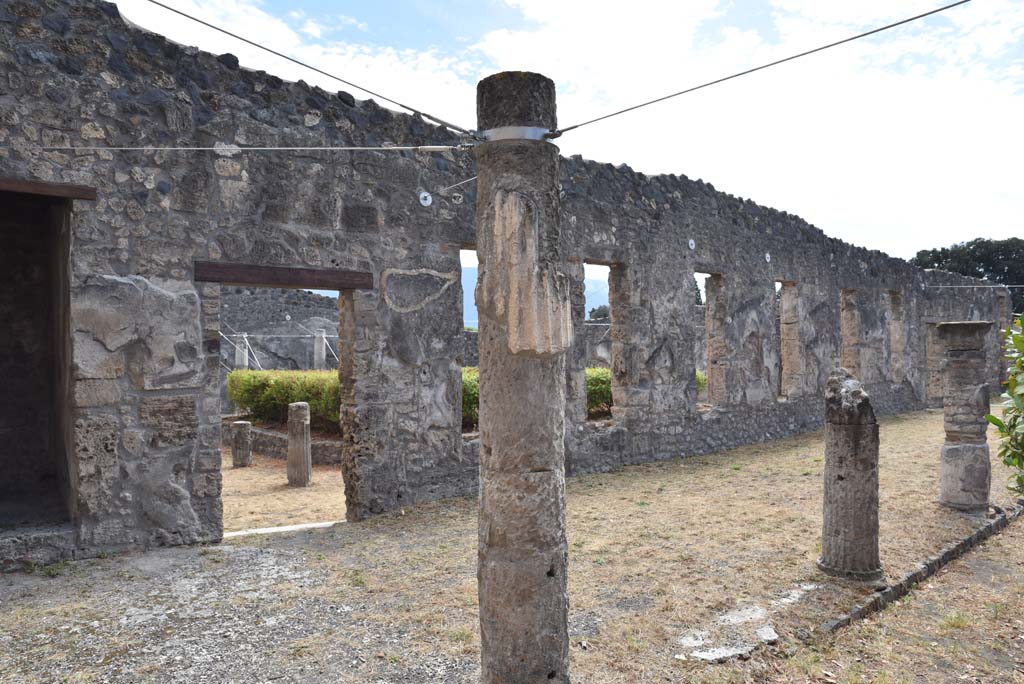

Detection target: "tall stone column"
[287, 401, 313, 487]
[231, 420, 252, 468]
[313, 329, 327, 370]
[234, 333, 249, 369]
[818, 369, 883, 581]
[937, 321, 993, 511]
[475, 71, 573, 684]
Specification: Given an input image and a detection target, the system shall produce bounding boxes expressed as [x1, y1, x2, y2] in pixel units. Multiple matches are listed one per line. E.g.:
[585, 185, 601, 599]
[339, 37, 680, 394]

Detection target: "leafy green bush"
[695, 369, 708, 395]
[987, 316, 1024, 496]
[227, 370, 341, 434]
[462, 367, 479, 431]
[586, 367, 612, 419]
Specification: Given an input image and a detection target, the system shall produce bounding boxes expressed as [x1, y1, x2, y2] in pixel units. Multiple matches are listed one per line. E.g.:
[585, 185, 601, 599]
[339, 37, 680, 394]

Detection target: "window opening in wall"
[0, 192, 73, 533]
[582, 262, 612, 420]
[925, 322, 943, 407]
[695, 272, 726, 408]
[887, 290, 906, 384]
[218, 284, 346, 534]
[840, 288, 860, 376]
[460, 248, 480, 433]
[776, 281, 800, 400]
[996, 290, 1010, 332]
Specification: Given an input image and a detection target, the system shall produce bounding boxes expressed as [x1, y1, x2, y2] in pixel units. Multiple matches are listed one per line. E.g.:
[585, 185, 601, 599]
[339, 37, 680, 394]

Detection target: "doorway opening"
[0, 191, 73, 531]
[195, 260, 372, 533]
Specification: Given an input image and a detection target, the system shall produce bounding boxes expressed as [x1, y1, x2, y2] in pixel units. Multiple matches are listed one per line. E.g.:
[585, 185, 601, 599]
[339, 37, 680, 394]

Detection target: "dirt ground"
[221, 452, 346, 532]
[1, 408, 1021, 683]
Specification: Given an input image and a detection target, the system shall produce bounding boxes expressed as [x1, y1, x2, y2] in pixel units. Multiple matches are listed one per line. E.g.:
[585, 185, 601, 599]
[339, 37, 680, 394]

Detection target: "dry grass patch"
[220, 450, 346, 532]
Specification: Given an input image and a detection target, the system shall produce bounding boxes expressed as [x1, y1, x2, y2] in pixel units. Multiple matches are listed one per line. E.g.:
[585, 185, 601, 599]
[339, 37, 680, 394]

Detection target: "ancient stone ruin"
[937, 321, 994, 511]
[0, 0, 1012, 570]
[818, 369, 883, 582]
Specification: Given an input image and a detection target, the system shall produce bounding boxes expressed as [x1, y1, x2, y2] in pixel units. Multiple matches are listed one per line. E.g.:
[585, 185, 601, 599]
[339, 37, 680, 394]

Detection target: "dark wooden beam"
[0, 177, 97, 201]
[194, 260, 374, 290]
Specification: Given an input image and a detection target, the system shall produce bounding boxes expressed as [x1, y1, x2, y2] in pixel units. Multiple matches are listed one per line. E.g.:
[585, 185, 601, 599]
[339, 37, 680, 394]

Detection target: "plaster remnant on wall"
[477, 189, 572, 357]
[381, 268, 458, 314]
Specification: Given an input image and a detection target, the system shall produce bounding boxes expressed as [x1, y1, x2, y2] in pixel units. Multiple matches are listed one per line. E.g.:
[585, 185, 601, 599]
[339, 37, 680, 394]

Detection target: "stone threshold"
[0, 522, 77, 572]
[821, 500, 1024, 633]
[222, 520, 343, 539]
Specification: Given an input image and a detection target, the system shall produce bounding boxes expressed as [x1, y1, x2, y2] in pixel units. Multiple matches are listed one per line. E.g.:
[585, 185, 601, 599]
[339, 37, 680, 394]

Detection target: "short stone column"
[818, 369, 883, 581]
[937, 321, 993, 511]
[234, 334, 249, 369]
[313, 329, 327, 370]
[231, 420, 253, 468]
[287, 402, 313, 487]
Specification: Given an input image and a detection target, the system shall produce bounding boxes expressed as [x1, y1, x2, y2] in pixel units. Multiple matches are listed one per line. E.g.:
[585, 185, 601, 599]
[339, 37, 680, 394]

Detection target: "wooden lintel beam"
[0, 177, 98, 201]
[193, 260, 374, 290]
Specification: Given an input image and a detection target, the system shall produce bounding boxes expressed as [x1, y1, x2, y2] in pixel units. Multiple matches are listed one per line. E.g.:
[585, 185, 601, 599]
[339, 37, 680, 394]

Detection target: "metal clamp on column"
[480, 126, 552, 141]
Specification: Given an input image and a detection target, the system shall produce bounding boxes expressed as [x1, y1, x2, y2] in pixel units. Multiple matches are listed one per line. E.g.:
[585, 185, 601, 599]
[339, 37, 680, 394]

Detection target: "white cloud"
[112, 0, 1024, 259]
[300, 19, 322, 38]
[338, 14, 369, 32]
[473, 0, 1024, 258]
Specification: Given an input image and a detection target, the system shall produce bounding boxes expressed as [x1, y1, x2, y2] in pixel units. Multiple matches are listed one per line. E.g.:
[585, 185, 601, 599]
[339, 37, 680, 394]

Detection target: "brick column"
[937, 321, 993, 511]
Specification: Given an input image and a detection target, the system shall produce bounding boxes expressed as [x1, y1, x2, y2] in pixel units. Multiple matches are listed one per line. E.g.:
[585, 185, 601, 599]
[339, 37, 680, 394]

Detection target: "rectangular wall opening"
[583, 262, 612, 420]
[460, 248, 479, 433]
[887, 290, 906, 384]
[0, 191, 72, 530]
[925, 322, 943, 407]
[840, 288, 861, 377]
[776, 281, 801, 400]
[210, 278, 353, 534]
[695, 272, 726, 407]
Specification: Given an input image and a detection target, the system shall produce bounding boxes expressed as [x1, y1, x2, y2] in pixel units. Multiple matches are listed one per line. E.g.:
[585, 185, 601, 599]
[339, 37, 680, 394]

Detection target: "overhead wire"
[142, 0, 478, 139]
[549, 0, 973, 138]
[25, 144, 471, 153]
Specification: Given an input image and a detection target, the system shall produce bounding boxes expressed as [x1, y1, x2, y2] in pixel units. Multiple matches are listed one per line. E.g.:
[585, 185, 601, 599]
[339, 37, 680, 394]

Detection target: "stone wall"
[0, 0, 1011, 560]
[463, 322, 611, 369]
[221, 418, 342, 465]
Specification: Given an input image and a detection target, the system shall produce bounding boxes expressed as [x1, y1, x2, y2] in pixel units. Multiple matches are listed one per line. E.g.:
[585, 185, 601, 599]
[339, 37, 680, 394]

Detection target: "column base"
[816, 558, 884, 583]
[939, 442, 991, 512]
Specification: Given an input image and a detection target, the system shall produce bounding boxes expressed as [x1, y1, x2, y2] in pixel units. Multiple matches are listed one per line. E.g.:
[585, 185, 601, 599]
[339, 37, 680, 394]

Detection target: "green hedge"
[586, 367, 612, 419]
[462, 367, 480, 431]
[230, 367, 709, 435]
[696, 369, 708, 395]
[227, 370, 341, 434]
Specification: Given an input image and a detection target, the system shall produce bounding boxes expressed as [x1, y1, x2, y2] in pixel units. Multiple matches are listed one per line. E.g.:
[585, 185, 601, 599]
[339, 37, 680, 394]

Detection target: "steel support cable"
[549, 0, 972, 138]
[143, 0, 478, 139]
[23, 144, 471, 153]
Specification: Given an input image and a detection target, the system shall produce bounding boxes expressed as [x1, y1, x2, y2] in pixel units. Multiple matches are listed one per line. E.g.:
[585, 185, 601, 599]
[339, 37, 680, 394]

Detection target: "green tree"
[911, 237, 1024, 313]
[588, 304, 609, 320]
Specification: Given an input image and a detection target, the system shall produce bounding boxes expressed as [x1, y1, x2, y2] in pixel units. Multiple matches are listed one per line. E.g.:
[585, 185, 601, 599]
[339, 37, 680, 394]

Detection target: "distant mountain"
[461, 267, 609, 328]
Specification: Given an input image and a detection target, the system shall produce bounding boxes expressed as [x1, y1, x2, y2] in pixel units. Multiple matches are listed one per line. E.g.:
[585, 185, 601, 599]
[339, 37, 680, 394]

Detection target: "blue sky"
[117, 0, 1024, 263]
[272, 0, 535, 51]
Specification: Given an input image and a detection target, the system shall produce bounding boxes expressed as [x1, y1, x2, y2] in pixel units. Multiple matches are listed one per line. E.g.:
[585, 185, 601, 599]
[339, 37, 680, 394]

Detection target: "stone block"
[939, 443, 991, 511]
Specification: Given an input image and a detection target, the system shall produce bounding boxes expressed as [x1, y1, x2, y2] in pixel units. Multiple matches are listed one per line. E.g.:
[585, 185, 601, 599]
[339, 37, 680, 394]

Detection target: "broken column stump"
[314, 328, 327, 370]
[475, 71, 572, 684]
[818, 368, 883, 581]
[937, 321, 993, 511]
[287, 401, 313, 487]
[234, 333, 249, 369]
[231, 420, 252, 468]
